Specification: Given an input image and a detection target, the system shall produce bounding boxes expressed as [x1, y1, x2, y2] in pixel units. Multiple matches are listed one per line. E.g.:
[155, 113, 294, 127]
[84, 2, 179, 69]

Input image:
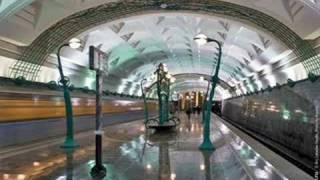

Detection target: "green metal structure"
[141, 63, 180, 130]
[156, 63, 170, 125]
[57, 44, 79, 149]
[195, 37, 223, 151]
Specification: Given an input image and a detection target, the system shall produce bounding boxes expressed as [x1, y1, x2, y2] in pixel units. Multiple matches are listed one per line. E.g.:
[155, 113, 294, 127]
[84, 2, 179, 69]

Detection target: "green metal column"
[57, 44, 79, 149]
[202, 80, 210, 124]
[199, 39, 222, 151]
[157, 67, 164, 125]
[61, 87, 77, 148]
[156, 63, 170, 125]
[166, 79, 171, 120]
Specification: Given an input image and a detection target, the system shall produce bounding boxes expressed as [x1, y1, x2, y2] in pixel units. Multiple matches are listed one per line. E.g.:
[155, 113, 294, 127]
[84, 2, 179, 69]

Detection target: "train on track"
[0, 89, 157, 148]
[0, 91, 157, 123]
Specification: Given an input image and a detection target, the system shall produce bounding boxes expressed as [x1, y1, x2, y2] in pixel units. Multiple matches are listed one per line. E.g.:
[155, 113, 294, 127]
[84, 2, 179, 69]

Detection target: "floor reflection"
[0, 114, 289, 180]
[201, 151, 213, 180]
[65, 149, 74, 180]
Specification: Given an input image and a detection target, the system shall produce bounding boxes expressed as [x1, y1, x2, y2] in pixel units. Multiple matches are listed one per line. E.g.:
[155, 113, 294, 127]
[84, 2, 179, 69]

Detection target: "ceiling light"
[68, 38, 81, 49]
[194, 34, 208, 46]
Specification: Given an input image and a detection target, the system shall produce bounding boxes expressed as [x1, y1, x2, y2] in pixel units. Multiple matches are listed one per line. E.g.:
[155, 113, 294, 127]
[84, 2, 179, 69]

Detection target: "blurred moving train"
[0, 90, 157, 148]
[0, 92, 157, 122]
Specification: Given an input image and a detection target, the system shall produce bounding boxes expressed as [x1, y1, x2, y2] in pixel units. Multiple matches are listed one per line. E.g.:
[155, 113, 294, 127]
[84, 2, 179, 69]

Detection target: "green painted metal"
[142, 63, 181, 128]
[57, 44, 79, 149]
[202, 80, 210, 124]
[10, 0, 320, 82]
[308, 72, 318, 83]
[156, 63, 170, 125]
[199, 38, 223, 151]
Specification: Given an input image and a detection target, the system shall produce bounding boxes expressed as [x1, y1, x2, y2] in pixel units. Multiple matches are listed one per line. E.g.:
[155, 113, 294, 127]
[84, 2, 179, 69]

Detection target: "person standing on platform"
[185, 97, 192, 120]
[196, 106, 201, 115]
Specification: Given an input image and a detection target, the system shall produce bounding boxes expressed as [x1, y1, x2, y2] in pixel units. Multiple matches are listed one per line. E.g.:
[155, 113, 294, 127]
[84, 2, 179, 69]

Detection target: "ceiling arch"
[171, 80, 226, 100]
[172, 73, 234, 91]
[70, 13, 299, 94]
[9, 0, 319, 82]
[1, 0, 320, 44]
[0, 0, 317, 100]
[137, 73, 233, 100]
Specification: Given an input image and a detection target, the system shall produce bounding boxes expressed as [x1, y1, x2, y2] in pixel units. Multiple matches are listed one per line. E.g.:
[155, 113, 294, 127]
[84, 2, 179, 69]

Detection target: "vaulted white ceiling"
[1, 0, 320, 46]
[0, 0, 319, 98]
[53, 12, 307, 97]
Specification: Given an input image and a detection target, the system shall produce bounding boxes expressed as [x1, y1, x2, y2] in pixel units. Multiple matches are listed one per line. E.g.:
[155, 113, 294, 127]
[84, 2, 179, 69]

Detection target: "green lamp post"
[194, 34, 222, 151]
[200, 76, 210, 124]
[57, 38, 81, 149]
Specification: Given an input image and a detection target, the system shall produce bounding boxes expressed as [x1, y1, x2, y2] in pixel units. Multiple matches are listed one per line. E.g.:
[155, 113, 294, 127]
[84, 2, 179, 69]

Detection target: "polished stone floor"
[0, 113, 300, 180]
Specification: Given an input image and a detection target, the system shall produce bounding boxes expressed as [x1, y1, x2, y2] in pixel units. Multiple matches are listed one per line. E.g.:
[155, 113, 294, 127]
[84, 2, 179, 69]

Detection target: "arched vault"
[5, 0, 319, 98]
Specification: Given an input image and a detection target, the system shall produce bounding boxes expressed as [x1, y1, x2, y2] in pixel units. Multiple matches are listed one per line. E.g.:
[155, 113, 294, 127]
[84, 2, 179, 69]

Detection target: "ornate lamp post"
[199, 76, 210, 123]
[194, 34, 222, 151]
[57, 38, 81, 149]
[155, 63, 171, 125]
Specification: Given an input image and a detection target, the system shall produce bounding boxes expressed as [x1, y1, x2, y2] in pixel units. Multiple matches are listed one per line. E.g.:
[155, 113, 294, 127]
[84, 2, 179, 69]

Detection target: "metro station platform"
[1, 1, 320, 180]
[0, 113, 312, 180]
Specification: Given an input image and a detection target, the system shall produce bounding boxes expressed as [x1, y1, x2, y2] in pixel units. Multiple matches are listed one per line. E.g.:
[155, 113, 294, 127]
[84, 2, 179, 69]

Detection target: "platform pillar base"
[60, 139, 79, 149]
[199, 140, 215, 151]
[90, 165, 107, 179]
